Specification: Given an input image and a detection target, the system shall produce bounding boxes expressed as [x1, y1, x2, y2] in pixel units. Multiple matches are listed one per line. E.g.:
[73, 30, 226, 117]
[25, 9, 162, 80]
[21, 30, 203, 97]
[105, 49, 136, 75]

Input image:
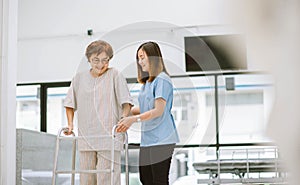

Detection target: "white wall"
[17, 0, 244, 83]
[18, 0, 226, 39]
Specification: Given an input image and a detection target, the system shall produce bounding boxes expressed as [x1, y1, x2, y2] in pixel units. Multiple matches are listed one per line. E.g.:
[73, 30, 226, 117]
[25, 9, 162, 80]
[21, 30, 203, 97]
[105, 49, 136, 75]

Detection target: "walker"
[51, 125, 129, 185]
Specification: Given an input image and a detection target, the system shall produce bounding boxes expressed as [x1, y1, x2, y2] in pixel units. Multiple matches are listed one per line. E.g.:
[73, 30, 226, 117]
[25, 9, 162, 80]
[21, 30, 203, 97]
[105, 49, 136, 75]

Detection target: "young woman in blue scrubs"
[116, 41, 179, 185]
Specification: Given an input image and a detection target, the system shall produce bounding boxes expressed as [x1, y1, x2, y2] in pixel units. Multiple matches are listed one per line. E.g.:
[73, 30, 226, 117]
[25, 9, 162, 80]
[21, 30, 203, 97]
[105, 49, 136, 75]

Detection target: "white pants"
[79, 151, 121, 185]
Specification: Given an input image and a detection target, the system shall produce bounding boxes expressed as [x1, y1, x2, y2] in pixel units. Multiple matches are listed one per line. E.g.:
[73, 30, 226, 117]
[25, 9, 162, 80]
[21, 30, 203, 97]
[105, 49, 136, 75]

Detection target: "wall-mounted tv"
[184, 34, 247, 72]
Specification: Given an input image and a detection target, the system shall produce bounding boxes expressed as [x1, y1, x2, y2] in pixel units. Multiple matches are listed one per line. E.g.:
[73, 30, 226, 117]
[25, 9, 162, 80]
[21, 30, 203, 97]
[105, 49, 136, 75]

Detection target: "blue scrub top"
[138, 72, 180, 147]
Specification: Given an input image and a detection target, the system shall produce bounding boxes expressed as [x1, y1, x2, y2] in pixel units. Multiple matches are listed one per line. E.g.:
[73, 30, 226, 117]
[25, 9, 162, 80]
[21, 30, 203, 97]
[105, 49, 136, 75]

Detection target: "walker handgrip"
[112, 125, 118, 136]
[112, 125, 128, 145]
[58, 127, 75, 136]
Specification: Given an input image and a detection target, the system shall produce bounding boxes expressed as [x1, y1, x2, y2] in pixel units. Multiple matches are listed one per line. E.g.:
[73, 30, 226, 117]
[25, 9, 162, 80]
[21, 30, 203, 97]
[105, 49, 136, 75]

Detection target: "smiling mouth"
[95, 66, 104, 71]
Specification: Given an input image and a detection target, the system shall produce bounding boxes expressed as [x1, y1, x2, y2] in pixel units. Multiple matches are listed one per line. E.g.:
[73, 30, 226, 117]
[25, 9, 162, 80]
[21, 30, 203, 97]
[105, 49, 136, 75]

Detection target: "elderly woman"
[64, 40, 133, 185]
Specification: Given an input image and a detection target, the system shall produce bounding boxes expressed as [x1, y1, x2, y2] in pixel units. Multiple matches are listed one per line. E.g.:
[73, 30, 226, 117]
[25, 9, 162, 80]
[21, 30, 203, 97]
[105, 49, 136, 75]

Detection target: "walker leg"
[111, 131, 115, 185]
[125, 139, 129, 185]
[52, 136, 60, 185]
[71, 139, 76, 185]
[112, 125, 130, 185]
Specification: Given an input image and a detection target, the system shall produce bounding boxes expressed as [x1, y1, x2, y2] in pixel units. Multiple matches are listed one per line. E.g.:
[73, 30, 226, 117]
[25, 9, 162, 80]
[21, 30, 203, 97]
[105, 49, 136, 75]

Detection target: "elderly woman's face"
[89, 52, 110, 76]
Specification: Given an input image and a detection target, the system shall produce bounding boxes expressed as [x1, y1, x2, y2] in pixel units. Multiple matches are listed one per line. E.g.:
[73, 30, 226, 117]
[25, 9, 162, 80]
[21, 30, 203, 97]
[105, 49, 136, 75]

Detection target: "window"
[47, 87, 69, 135]
[16, 85, 41, 131]
[217, 74, 275, 143]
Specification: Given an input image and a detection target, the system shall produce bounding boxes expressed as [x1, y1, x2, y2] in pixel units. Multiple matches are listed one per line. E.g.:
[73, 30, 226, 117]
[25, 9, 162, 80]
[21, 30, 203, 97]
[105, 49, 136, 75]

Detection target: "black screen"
[184, 34, 247, 72]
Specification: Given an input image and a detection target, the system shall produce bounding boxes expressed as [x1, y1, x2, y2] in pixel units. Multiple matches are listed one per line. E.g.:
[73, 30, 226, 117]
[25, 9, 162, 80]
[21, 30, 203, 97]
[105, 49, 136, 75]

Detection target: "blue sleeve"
[154, 78, 173, 101]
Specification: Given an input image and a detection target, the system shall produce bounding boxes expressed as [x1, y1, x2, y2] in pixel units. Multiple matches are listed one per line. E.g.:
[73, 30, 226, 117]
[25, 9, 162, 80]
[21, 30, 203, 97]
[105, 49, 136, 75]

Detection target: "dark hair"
[85, 40, 113, 62]
[136, 41, 169, 84]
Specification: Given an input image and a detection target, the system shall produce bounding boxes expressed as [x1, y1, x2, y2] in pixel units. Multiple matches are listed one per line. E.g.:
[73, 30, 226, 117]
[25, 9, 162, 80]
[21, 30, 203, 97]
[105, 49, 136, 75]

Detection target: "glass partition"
[16, 73, 275, 144]
[217, 74, 275, 144]
[16, 85, 41, 131]
[173, 76, 216, 146]
[16, 72, 278, 185]
[47, 87, 69, 135]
